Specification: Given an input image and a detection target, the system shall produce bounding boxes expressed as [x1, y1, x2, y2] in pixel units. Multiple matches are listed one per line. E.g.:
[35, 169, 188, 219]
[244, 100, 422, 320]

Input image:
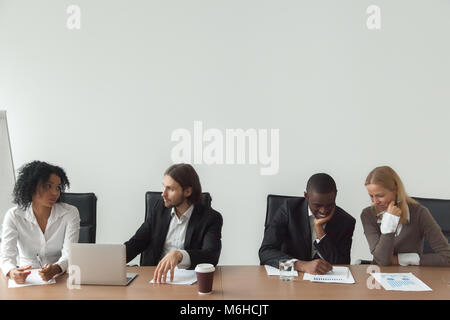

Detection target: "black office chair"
[412, 197, 450, 254]
[60, 192, 97, 243]
[356, 196, 450, 264]
[139, 191, 212, 266]
[265, 194, 301, 229]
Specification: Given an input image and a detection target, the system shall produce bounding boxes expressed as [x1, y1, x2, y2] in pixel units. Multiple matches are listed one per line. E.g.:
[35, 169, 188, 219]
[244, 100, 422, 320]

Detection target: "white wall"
[1, 0, 449, 265]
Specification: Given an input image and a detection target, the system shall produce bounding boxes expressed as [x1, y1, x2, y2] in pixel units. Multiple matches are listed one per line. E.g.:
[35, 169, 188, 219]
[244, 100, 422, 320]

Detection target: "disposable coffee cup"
[195, 263, 215, 294]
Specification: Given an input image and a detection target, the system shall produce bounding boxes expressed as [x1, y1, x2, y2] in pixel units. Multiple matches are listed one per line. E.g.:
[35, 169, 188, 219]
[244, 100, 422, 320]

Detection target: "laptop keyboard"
[126, 273, 138, 284]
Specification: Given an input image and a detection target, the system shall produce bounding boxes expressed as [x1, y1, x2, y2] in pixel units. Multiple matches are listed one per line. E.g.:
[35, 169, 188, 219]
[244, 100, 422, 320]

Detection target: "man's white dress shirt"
[161, 205, 194, 269]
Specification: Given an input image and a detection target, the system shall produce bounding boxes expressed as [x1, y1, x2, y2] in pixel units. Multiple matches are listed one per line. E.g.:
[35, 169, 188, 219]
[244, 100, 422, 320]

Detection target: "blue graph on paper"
[372, 273, 432, 291]
[385, 276, 415, 288]
[313, 277, 344, 282]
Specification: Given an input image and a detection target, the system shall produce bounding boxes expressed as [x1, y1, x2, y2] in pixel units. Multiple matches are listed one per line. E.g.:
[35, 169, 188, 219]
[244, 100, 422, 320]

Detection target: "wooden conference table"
[0, 265, 448, 300]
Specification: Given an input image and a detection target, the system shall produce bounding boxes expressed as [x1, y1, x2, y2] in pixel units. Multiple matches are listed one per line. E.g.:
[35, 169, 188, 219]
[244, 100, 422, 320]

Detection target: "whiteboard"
[0, 110, 15, 237]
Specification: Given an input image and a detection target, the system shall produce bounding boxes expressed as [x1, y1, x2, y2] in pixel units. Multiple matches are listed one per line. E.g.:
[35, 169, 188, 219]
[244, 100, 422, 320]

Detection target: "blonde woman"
[361, 166, 450, 266]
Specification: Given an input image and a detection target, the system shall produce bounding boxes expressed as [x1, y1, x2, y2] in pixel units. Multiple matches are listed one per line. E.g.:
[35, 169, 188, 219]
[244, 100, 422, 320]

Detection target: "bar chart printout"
[371, 273, 432, 291]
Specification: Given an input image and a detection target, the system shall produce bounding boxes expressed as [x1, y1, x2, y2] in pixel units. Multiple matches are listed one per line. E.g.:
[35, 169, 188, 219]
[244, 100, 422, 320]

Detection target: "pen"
[36, 254, 43, 269]
[317, 251, 323, 260]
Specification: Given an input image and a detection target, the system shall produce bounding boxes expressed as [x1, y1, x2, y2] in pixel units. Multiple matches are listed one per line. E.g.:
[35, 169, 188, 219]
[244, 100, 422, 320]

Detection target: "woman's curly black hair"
[13, 160, 70, 210]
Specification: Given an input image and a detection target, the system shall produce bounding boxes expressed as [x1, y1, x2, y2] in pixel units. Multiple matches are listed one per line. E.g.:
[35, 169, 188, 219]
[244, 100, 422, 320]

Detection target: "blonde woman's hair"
[365, 166, 418, 224]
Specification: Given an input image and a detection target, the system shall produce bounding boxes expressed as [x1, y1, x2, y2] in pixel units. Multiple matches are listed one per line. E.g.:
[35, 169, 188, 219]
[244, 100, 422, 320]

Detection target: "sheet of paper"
[371, 273, 432, 291]
[303, 266, 350, 280]
[149, 268, 197, 285]
[264, 265, 299, 277]
[303, 266, 355, 284]
[8, 269, 56, 288]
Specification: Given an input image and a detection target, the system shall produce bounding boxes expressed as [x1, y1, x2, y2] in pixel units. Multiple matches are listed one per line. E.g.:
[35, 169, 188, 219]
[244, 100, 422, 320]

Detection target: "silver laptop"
[69, 243, 138, 286]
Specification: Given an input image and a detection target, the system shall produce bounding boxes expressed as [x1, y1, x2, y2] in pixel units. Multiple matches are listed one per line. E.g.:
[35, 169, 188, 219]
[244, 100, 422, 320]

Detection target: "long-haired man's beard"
[166, 195, 186, 208]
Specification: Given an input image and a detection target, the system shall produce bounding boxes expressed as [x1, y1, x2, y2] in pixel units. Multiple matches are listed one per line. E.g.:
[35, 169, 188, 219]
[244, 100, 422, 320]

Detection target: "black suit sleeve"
[185, 210, 223, 268]
[124, 219, 152, 263]
[314, 216, 356, 264]
[259, 201, 295, 268]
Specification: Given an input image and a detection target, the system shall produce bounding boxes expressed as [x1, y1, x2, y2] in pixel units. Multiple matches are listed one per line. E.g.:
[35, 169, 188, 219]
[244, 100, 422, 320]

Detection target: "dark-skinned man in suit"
[259, 173, 356, 274]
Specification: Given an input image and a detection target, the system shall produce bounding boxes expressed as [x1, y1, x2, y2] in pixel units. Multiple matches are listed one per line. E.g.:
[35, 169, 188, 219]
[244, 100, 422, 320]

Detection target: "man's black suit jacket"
[259, 197, 356, 268]
[125, 200, 223, 268]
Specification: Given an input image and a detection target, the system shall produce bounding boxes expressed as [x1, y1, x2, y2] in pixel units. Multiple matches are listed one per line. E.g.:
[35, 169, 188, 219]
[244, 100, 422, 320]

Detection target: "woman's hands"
[38, 264, 62, 281]
[387, 201, 402, 217]
[8, 266, 32, 284]
[9, 264, 62, 284]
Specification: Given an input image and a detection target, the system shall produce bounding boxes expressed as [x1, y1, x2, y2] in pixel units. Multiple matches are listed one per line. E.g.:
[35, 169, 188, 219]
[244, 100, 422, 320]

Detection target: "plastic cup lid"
[195, 263, 215, 273]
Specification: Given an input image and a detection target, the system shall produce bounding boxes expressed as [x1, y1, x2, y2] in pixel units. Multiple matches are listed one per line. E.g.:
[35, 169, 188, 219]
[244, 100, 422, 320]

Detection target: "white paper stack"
[8, 269, 56, 288]
[371, 273, 432, 291]
[303, 266, 355, 284]
[149, 267, 197, 285]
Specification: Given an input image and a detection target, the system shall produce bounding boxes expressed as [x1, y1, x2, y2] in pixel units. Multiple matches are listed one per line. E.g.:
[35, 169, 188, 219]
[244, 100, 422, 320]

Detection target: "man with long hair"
[125, 163, 223, 283]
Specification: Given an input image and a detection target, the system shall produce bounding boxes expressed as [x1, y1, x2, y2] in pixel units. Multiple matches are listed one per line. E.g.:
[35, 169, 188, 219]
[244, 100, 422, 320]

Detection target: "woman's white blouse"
[1, 202, 80, 276]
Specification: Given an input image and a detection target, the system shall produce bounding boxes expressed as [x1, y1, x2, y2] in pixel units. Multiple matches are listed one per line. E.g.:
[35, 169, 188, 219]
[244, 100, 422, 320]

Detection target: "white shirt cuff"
[398, 253, 420, 266]
[380, 212, 400, 234]
[1, 262, 17, 277]
[177, 250, 191, 269]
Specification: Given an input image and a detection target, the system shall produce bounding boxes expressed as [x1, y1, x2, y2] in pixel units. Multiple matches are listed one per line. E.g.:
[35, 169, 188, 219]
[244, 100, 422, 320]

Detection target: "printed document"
[371, 273, 432, 291]
[303, 266, 355, 284]
[150, 267, 197, 285]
